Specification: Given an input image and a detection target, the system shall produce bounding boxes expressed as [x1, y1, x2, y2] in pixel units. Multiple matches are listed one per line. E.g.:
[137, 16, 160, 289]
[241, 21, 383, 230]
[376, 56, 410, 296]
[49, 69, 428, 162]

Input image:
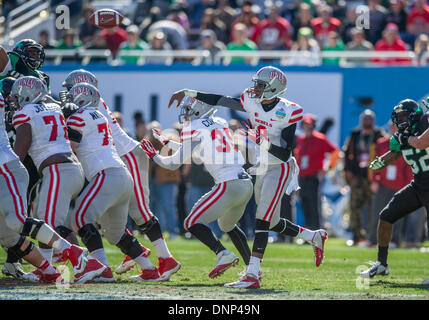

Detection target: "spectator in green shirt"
[54, 29, 82, 62]
[119, 25, 148, 64]
[55, 29, 83, 49]
[322, 31, 345, 65]
[226, 22, 258, 64]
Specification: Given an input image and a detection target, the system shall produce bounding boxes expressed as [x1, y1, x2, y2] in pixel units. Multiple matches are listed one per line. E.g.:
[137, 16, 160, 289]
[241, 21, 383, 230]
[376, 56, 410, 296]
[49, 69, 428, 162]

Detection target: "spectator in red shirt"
[311, 4, 341, 47]
[230, 1, 259, 42]
[294, 114, 340, 230]
[252, 5, 291, 50]
[373, 22, 410, 65]
[101, 26, 128, 57]
[369, 120, 413, 247]
[407, 0, 429, 36]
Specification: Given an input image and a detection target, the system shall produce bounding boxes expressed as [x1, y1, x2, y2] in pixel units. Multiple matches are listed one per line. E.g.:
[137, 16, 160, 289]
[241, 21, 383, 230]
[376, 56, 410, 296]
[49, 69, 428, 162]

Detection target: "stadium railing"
[3, 0, 50, 42]
[44, 49, 421, 66]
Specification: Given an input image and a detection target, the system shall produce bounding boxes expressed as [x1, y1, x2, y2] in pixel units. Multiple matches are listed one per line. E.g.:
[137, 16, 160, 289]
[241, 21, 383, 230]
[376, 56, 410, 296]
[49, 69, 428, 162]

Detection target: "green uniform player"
[361, 99, 429, 282]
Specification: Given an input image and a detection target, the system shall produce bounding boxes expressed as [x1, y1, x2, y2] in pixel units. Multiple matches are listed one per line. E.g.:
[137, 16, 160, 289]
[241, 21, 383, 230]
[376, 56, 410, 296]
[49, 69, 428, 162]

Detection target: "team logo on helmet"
[270, 71, 286, 85]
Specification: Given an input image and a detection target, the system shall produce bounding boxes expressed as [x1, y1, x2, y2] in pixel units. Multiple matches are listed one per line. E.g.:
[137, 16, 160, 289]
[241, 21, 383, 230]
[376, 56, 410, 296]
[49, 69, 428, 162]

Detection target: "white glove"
[152, 128, 168, 145]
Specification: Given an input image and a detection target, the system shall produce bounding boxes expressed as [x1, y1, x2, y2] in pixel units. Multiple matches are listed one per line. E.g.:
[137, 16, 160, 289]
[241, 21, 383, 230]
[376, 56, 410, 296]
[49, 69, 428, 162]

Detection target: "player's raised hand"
[168, 90, 186, 109]
[152, 128, 168, 145]
[141, 139, 157, 159]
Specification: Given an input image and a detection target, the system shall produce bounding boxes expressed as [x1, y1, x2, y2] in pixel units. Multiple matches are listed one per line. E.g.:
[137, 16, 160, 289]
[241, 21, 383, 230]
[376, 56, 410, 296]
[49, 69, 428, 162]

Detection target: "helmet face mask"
[391, 99, 422, 130]
[13, 40, 45, 70]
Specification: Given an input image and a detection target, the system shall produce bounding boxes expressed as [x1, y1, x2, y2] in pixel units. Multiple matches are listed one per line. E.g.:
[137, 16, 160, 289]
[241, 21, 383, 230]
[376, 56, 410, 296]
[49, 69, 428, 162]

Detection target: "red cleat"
[130, 268, 163, 282]
[209, 251, 239, 278]
[158, 256, 181, 281]
[28, 267, 64, 284]
[311, 229, 328, 267]
[92, 267, 115, 282]
[224, 273, 260, 289]
[72, 256, 106, 284]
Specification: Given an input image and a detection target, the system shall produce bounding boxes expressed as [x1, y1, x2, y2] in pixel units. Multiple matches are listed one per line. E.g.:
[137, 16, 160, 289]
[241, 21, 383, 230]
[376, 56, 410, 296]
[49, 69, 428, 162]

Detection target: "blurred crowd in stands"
[8, 0, 429, 65]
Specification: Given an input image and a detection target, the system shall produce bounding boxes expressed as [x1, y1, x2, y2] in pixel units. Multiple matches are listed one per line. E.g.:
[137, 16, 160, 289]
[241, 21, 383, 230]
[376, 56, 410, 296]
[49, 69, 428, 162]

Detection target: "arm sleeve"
[267, 124, 297, 162]
[153, 140, 199, 170]
[195, 92, 243, 111]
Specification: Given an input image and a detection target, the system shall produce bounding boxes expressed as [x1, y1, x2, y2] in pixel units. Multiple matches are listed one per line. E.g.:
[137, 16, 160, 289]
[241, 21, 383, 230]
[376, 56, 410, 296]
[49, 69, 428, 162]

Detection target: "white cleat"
[225, 273, 260, 289]
[2, 262, 26, 279]
[360, 261, 389, 278]
[311, 229, 328, 267]
[209, 251, 239, 278]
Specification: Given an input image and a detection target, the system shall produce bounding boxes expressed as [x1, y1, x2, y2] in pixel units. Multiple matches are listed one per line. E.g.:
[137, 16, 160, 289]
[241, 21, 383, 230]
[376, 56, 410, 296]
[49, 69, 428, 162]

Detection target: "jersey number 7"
[43, 115, 68, 141]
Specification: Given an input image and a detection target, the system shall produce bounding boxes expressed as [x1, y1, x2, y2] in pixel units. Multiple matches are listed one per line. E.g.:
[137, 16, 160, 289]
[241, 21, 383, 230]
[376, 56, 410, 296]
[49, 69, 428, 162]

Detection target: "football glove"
[152, 128, 169, 145]
[141, 139, 157, 159]
[394, 130, 410, 146]
[369, 156, 385, 171]
[238, 120, 271, 150]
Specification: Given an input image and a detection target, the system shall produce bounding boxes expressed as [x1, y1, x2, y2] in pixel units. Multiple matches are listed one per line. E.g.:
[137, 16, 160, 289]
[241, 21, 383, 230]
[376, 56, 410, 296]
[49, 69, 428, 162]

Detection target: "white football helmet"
[248, 66, 287, 102]
[10, 76, 48, 109]
[178, 96, 216, 123]
[68, 83, 100, 109]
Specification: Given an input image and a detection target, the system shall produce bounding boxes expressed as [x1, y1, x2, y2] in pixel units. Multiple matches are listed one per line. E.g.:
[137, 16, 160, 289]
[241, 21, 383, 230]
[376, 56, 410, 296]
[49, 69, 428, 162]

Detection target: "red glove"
[140, 139, 157, 159]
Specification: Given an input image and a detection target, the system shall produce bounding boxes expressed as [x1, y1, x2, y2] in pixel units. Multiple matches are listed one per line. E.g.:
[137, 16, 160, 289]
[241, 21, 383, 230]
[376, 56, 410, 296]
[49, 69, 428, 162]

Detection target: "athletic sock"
[38, 248, 53, 264]
[247, 256, 261, 278]
[91, 248, 109, 267]
[378, 246, 389, 266]
[51, 237, 71, 252]
[134, 254, 156, 270]
[152, 237, 171, 259]
[297, 227, 314, 242]
[38, 259, 57, 274]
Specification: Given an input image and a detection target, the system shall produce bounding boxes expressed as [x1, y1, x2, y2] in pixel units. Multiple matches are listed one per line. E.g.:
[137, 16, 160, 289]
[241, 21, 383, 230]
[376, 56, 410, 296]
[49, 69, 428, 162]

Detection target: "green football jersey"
[390, 112, 429, 190]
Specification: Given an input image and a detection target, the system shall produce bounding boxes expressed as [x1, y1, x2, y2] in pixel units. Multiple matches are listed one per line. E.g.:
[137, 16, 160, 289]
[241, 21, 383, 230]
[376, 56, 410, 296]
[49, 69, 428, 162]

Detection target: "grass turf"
[0, 236, 428, 300]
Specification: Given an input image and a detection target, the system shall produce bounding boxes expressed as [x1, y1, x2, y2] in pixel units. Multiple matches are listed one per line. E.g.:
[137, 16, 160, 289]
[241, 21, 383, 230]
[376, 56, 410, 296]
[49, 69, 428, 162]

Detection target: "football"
[90, 8, 124, 29]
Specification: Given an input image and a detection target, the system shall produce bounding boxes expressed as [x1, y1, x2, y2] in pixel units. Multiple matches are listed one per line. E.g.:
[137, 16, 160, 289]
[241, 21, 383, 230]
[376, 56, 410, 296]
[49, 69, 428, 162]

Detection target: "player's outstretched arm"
[369, 151, 401, 171]
[168, 89, 243, 111]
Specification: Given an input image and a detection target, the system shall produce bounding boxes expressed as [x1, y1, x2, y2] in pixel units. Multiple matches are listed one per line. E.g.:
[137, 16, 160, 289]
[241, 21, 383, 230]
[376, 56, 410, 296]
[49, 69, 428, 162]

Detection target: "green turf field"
[1, 236, 428, 300]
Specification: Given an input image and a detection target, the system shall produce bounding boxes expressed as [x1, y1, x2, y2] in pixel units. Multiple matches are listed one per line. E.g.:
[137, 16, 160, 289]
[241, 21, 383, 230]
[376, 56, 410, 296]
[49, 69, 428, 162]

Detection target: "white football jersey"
[0, 93, 19, 166]
[181, 116, 246, 184]
[98, 98, 139, 157]
[12, 102, 72, 170]
[67, 107, 125, 180]
[240, 89, 303, 165]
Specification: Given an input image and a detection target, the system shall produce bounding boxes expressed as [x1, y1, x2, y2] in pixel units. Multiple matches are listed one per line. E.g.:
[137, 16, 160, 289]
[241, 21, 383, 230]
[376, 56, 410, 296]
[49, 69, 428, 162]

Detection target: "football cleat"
[238, 267, 262, 280]
[61, 244, 88, 275]
[52, 252, 68, 264]
[2, 262, 26, 279]
[130, 268, 163, 282]
[360, 261, 389, 278]
[115, 246, 150, 275]
[209, 251, 239, 278]
[224, 273, 260, 289]
[72, 256, 106, 284]
[27, 267, 64, 284]
[92, 267, 115, 283]
[158, 256, 181, 281]
[311, 229, 328, 267]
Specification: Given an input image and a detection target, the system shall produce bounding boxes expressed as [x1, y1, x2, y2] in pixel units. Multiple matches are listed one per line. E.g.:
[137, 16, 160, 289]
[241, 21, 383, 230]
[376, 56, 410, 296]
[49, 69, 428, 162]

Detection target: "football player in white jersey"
[0, 87, 105, 284]
[61, 70, 180, 282]
[168, 66, 328, 289]
[11, 76, 86, 270]
[141, 96, 254, 279]
[66, 82, 170, 282]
